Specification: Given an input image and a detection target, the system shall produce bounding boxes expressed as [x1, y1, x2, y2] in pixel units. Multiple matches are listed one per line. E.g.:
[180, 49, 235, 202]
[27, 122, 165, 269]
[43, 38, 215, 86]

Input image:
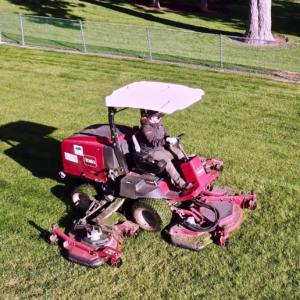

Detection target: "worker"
[138, 110, 193, 190]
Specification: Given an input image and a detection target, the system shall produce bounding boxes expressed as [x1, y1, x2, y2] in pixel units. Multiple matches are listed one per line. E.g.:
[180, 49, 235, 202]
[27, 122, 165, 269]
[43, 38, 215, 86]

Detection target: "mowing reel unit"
[168, 189, 256, 251]
[50, 220, 139, 268]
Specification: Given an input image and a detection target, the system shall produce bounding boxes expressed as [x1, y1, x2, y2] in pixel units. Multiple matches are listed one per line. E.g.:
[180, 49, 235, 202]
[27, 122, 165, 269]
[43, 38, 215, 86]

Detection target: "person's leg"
[164, 146, 185, 173]
[168, 146, 184, 160]
[151, 150, 186, 188]
[162, 148, 194, 190]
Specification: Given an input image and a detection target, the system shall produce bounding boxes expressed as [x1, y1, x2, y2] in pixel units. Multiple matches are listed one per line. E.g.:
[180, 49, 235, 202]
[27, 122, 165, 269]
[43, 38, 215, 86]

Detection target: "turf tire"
[131, 198, 172, 232]
[71, 184, 97, 211]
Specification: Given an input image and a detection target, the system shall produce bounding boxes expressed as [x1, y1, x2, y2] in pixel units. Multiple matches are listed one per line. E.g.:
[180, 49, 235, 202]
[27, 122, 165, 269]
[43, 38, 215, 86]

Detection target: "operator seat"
[132, 131, 167, 175]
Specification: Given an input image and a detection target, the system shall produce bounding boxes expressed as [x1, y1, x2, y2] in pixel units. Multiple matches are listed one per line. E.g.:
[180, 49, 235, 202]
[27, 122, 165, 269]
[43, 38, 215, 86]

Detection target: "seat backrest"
[132, 132, 141, 152]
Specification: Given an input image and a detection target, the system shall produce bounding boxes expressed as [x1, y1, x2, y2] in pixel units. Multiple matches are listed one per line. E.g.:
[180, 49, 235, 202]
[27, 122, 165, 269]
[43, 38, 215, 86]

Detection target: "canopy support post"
[108, 107, 128, 175]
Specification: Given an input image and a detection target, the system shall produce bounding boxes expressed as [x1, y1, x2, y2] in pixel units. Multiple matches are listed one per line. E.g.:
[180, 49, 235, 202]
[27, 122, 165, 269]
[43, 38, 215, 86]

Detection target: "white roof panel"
[105, 81, 205, 114]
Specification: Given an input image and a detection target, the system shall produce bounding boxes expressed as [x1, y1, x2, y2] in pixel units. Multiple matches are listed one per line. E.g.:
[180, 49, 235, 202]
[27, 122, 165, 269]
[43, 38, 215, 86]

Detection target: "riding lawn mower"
[50, 82, 256, 268]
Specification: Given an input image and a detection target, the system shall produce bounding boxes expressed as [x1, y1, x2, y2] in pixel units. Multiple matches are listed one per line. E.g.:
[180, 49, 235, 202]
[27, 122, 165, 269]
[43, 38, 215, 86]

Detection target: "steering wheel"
[176, 133, 189, 160]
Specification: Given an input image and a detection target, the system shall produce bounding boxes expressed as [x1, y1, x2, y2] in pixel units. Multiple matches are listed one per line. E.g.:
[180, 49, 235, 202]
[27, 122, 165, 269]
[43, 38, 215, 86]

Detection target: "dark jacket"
[138, 118, 170, 152]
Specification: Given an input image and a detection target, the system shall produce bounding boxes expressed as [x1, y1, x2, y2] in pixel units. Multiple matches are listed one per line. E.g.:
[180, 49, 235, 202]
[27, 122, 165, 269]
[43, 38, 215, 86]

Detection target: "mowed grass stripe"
[0, 44, 299, 300]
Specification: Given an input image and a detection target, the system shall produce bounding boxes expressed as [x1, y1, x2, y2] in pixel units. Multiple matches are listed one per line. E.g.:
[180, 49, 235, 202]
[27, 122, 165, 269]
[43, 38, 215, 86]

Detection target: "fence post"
[0, 15, 2, 43]
[220, 34, 223, 70]
[19, 13, 25, 46]
[79, 20, 86, 53]
[146, 27, 152, 60]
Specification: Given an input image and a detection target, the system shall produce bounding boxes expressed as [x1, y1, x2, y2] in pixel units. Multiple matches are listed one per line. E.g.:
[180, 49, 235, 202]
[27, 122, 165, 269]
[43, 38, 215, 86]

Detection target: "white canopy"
[105, 81, 205, 114]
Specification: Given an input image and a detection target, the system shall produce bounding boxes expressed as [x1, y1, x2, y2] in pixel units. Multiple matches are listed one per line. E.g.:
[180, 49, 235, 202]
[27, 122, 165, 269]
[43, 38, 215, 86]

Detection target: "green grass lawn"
[1, 0, 299, 78]
[0, 0, 299, 43]
[0, 44, 299, 299]
[1, 12, 299, 78]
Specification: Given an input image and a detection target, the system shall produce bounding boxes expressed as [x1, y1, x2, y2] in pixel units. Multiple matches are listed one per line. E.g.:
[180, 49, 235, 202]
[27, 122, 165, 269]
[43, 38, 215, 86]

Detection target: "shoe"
[182, 182, 195, 190]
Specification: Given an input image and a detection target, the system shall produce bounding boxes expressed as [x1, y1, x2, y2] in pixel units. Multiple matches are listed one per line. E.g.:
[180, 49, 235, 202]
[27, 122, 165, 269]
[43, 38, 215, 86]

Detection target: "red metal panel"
[61, 124, 134, 182]
[181, 156, 209, 188]
[157, 180, 171, 194]
[61, 135, 107, 182]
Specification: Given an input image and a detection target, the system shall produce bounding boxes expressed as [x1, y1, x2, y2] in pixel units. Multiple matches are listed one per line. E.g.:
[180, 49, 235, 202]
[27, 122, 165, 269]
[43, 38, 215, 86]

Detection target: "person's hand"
[166, 137, 177, 145]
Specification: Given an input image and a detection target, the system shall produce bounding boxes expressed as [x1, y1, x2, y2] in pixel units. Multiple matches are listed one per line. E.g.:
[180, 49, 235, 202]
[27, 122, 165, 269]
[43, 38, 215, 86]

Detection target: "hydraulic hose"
[182, 200, 220, 232]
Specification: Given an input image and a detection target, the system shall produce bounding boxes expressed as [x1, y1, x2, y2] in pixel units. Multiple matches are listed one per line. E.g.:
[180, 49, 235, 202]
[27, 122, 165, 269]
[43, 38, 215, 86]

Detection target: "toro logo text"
[83, 155, 97, 168]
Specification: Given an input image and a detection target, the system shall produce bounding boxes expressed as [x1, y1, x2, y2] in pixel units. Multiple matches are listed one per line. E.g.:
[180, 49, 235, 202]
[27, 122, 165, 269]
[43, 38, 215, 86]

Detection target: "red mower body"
[61, 124, 133, 182]
[59, 121, 256, 247]
[61, 123, 223, 201]
[52, 83, 257, 266]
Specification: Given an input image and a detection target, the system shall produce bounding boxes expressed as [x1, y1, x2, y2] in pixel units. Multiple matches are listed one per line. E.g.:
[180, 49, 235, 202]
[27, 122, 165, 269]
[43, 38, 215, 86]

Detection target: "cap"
[147, 110, 165, 118]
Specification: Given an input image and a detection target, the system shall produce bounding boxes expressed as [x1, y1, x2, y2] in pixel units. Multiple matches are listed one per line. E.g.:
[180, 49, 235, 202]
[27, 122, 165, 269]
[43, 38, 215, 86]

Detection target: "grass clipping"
[171, 231, 212, 247]
[95, 212, 127, 226]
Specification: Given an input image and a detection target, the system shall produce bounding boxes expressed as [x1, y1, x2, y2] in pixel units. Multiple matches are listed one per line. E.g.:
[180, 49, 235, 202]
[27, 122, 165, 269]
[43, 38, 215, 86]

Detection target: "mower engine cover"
[61, 124, 133, 182]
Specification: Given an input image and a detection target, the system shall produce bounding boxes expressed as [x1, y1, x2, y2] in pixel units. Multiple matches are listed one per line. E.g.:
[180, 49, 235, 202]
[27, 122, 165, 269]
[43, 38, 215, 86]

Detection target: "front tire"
[71, 184, 97, 211]
[131, 198, 172, 232]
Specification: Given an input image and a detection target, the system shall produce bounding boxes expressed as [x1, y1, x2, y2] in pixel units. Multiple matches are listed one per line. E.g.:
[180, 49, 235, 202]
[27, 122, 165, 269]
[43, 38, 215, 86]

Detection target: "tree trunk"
[245, 0, 274, 43]
[153, 0, 160, 9]
[199, 0, 208, 12]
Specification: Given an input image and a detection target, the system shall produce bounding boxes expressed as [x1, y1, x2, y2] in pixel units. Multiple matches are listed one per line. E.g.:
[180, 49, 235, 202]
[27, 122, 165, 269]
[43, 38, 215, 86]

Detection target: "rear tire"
[131, 198, 172, 232]
[71, 184, 97, 211]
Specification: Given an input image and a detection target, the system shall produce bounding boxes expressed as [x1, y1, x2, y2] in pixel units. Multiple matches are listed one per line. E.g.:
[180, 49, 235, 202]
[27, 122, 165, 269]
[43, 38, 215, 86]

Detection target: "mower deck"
[51, 221, 139, 268]
[168, 188, 256, 249]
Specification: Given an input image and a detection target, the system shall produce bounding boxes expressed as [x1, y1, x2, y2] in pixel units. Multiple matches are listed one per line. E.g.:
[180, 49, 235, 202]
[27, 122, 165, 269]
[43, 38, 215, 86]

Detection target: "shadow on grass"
[80, 0, 244, 35]
[0, 33, 22, 45]
[5, 0, 300, 38]
[272, 0, 300, 38]
[51, 183, 86, 228]
[6, 0, 85, 29]
[81, 0, 300, 38]
[28, 219, 78, 263]
[6, 0, 84, 20]
[1, 33, 84, 51]
[28, 220, 52, 242]
[23, 14, 82, 30]
[0, 121, 62, 181]
[0, 121, 103, 229]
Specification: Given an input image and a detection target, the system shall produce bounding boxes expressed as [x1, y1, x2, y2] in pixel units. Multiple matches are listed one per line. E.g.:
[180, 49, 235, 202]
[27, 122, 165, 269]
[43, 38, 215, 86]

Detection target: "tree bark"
[153, 0, 160, 9]
[245, 0, 274, 43]
[199, 0, 208, 12]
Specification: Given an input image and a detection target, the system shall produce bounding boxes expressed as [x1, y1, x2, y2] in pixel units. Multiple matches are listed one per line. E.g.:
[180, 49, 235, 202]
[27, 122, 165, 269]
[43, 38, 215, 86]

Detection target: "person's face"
[150, 116, 161, 123]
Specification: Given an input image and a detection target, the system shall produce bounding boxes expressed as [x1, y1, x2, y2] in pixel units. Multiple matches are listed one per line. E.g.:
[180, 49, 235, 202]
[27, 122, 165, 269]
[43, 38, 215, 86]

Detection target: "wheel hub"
[135, 208, 158, 231]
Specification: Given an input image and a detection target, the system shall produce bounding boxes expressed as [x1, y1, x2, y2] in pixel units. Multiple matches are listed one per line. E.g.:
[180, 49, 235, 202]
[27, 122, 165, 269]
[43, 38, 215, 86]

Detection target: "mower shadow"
[28, 219, 78, 263]
[0, 121, 83, 221]
[28, 220, 52, 243]
[51, 183, 86, 228]
[0, 121, 62, 182]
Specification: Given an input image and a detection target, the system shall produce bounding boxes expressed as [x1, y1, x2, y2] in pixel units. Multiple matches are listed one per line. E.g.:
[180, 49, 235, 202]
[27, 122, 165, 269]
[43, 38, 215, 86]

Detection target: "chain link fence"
[0, 12, 299, 81]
